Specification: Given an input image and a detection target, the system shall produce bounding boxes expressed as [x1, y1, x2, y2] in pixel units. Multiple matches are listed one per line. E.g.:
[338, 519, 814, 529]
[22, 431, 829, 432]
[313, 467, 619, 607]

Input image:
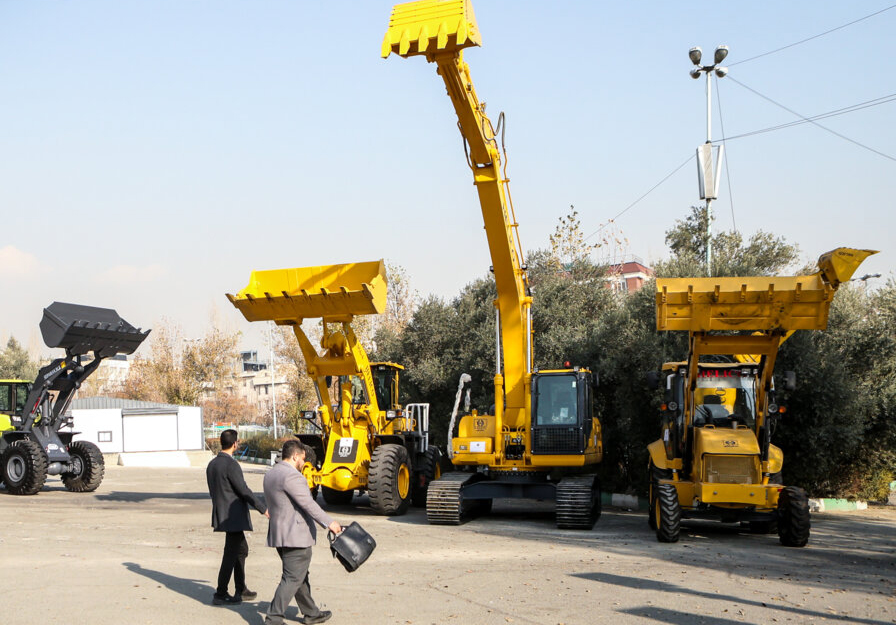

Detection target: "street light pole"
[689, 45, 728, 277]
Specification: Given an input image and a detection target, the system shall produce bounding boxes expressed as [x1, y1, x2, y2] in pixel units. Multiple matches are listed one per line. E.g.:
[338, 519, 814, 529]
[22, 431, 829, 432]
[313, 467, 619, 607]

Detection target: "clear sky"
[1, 1, 893, 355]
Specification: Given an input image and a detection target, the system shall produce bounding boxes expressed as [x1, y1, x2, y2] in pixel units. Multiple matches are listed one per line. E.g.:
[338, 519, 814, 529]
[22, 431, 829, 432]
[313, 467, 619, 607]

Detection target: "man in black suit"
[206, 429, 269, 606]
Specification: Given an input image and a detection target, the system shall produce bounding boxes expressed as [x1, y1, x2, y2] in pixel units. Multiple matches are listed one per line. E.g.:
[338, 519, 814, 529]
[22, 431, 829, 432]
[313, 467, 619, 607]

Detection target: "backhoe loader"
[227, 260, 440, 515]
[383, 0, 602, 529]
[647, 247, 876, 545]
[0, 302, 150, 495]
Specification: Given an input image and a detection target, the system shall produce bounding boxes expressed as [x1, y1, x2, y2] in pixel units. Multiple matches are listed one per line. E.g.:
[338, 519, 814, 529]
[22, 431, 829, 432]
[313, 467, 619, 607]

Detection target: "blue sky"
[1, 1, 893, 354]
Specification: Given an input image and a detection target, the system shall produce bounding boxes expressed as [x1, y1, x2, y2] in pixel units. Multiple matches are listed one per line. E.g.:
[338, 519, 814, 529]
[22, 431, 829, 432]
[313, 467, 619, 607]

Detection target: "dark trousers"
[216, 531, 249, 596]
[264, 546, 320, 625]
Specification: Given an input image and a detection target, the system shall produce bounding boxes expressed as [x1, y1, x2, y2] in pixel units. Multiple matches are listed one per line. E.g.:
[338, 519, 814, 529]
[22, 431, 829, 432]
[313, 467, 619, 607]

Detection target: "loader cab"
[693, 365, 758, 430]
[370, 362, 403, 412]
[530, 369, 595, 454]
[0, 380, 31, 417]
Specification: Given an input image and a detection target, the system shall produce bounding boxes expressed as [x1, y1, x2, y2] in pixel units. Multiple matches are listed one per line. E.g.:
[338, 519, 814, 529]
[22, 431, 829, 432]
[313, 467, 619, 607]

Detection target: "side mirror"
[783, 371, 796, 392]
[325, 376, 333, 388]
[646, 371, 660, 390]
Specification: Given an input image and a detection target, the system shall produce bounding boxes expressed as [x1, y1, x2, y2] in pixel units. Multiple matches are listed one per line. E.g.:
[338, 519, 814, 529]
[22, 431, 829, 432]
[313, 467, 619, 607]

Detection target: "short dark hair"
[281, 439, 306, 461]
[220, 429, 238, 450]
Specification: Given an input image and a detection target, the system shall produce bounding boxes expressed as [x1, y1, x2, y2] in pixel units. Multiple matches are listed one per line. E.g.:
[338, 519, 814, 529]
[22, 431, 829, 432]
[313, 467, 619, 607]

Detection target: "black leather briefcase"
[328, 522, 376, 572]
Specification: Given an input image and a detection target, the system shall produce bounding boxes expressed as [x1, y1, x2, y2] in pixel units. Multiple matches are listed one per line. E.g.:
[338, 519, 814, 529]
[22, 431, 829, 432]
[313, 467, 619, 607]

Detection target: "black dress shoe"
[212, 593, 242, 605]
[303, 610, 332, 624]
[238, 589, 258, 600]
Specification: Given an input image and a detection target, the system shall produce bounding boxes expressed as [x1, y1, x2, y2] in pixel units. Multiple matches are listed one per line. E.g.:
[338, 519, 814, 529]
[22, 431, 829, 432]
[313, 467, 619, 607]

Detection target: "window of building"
[98, 431, 113, 443]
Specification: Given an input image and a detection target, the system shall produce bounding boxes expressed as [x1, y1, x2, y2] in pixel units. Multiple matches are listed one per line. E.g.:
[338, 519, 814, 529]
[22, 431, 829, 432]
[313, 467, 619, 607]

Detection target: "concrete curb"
[809, 498, 868, 512]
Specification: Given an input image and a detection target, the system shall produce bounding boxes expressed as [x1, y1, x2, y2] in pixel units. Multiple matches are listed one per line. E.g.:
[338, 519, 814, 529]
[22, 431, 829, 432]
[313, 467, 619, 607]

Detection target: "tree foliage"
[0, 337, 37, 380]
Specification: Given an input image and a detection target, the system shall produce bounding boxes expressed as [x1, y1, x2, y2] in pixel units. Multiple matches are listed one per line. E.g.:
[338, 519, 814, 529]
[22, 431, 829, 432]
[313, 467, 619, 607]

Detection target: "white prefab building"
[66, 397, 203, 454]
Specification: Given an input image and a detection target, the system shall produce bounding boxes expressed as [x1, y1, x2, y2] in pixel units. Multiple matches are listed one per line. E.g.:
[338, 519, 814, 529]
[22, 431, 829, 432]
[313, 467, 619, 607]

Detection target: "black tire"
[1, 439, 48, 495]
[412, 447, 443, 508]
[61, 440, 105, 492]
[648, 461, 672, 530]
[655, 483, 681, 543]
[777, 486, 810, 547]
[321, 486, 354, 505]
[368, 444, 411, 516]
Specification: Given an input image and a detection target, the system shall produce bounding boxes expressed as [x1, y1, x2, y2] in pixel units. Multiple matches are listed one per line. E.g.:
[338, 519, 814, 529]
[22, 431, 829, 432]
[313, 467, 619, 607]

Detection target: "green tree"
[0, 337, 38, 380]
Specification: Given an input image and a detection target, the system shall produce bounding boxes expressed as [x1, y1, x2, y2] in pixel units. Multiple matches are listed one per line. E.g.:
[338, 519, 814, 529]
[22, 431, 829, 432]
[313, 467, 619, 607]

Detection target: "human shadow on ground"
[122, 562, 269, 625]
[574, 571, 891, 624]
[97, 491, 212, 503]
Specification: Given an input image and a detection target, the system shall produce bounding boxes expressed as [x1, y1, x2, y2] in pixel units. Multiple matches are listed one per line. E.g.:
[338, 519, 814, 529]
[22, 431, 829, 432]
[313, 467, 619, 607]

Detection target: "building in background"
[606, 258, 654, 292]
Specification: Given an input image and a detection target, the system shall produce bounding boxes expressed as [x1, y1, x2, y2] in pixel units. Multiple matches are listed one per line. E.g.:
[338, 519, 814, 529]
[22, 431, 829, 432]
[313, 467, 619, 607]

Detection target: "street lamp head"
[714, 66, 728, 78]
[689, 46, 703, 65]
[714, 45, 729, 64]
[689, 68, 702, 79]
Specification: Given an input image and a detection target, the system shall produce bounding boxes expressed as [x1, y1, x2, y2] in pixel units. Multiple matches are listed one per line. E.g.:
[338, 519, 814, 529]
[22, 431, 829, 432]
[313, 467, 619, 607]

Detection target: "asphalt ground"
[1, 464, 894, 625]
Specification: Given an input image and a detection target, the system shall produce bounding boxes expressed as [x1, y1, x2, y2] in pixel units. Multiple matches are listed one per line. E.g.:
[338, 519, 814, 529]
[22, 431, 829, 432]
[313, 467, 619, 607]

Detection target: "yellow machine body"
[649, 248, 876, 522]
[228, 260, 416, 497]
[384, 0, 601, 527]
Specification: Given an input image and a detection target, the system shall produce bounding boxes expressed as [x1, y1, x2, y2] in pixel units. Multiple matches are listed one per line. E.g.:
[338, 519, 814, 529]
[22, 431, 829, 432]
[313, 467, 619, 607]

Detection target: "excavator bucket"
[40, 302, 150, 357]
[381, 0, 481, 59]
[656, 247, 878, 333]
[227, 260, 387, 323]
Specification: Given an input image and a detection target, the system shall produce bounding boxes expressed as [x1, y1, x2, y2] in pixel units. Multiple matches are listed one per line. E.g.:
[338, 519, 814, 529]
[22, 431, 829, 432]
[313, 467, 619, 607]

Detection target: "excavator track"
[426, 473, 478, 525]
[555, 475, 601, 530]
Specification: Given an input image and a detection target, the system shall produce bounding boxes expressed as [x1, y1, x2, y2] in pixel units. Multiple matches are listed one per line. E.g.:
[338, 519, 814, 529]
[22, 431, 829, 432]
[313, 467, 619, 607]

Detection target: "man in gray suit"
[264, 439, 343, 625]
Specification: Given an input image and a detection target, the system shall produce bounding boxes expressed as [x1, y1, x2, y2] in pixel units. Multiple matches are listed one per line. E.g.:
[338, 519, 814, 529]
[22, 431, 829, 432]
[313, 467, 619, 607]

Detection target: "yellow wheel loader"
[227, 260, 440, 515]
[646, 248, 876, 546]
[383, 0, 603, 529]
[0, 302, 150, 495]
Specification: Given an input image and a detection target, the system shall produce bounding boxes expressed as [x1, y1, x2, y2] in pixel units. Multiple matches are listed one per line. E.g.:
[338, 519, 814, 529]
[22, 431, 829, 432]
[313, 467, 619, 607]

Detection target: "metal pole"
[705, 71, 713, 276]
[269, 321, 277, 437]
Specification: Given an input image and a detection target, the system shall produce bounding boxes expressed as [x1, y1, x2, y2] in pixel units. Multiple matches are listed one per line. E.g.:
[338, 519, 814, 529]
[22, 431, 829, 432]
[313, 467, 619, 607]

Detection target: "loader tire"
[321, 486, 354, 505]
[648, 462, 672, 530]
[655, 483, 681, 543]
[777, 486, 810, 547]
[411, 447, 442, 508]
[301, 445, 319, 500]
[2, 439, 48, 495]
[368, 444, 411, 516]
[62, 441, 105, 492]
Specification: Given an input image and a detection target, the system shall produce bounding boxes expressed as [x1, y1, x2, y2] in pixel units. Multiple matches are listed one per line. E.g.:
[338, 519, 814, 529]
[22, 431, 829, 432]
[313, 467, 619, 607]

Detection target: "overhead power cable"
[730, 4, 896, 66]
[726, 76, 896, 162]
[719, 92, 896, 141]
[584, 154, 694, 242]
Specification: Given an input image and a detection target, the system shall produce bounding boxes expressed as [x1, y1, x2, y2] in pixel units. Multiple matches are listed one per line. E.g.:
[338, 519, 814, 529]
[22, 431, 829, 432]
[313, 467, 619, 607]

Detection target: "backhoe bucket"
[227, 260, 387, 323]
[817, 247, 877, 287]
[656, 247, 877, 333]
[381, 0, 481, 59]
[40, 302, 150, 357]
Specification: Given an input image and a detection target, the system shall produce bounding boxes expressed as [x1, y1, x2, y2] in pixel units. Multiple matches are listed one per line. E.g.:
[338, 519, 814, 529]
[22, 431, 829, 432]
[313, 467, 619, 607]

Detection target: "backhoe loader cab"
[647, 247, 876, 546]
[0, 381, 32, 430]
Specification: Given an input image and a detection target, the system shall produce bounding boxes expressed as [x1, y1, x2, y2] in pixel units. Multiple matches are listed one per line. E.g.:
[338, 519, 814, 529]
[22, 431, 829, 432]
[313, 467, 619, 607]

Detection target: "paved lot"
[1, 464, 894, 625]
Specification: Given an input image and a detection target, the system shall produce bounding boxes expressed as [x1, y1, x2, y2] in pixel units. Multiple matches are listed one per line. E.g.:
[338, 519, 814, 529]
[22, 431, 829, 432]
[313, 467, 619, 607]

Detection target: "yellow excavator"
[647, 247, 876, 545]
[383, 0, 602, 529]
[227, 260, 441, 515]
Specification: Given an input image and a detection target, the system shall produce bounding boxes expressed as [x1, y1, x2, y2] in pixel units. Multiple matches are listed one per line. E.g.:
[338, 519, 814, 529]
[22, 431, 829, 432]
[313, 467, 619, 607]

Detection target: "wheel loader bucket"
[40, 302, 150, 357]
[227, 260, 387, 323]
[656, 247, 877, 332]
[381, 0, 481, 59]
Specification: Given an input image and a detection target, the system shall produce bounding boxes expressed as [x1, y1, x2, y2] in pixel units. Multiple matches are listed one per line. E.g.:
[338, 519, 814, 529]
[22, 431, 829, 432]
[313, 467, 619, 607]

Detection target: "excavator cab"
[531, 370, 595, 454]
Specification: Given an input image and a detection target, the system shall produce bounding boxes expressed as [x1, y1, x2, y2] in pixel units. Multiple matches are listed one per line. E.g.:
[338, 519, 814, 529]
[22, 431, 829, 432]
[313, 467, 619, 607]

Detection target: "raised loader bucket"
[40, 302, 150, 357]
[227, 260, 387, 323]
[381, 0, 481, 59]
[656, 247, 878, 333]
